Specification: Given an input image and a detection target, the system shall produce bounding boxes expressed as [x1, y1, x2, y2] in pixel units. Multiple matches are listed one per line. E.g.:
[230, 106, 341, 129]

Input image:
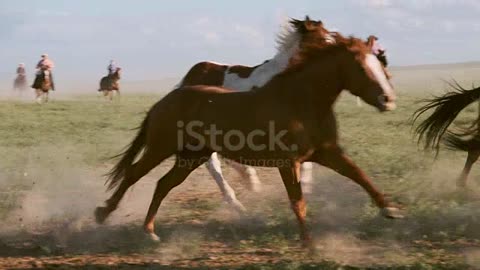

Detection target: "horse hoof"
[381, 207, 404, 219]
[301, 234, 314, 249]
[94, 206, 110, 224]
[146, 232, 161, 242]
[226, 199, 247, 215]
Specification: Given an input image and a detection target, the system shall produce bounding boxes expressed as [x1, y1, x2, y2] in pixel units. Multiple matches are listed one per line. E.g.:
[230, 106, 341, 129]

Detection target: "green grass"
[0, 93, 479, 269]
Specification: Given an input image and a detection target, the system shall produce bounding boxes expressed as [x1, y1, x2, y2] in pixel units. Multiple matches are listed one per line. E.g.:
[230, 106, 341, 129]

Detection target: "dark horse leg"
[143, 150, 211, 241]
[457, 150, 480, 188]
[278, 162, 312, 247]
[311, 146, 403, 218]
[95, 149, 169, 224]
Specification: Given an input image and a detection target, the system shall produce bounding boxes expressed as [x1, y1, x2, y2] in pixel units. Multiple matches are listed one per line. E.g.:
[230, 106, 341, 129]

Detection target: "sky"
[1, 0, 480, 82]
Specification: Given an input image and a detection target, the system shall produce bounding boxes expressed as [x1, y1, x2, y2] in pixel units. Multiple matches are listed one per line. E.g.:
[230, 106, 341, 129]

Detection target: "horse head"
[284, 33, 396, 112]
[289, 16, 331, 44]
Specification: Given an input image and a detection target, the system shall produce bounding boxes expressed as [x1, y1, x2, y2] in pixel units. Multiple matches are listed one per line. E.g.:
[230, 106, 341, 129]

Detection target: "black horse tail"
[443, 132, 480, 151]
[106, 115, 149, 191]
[412, 82, 480, 154]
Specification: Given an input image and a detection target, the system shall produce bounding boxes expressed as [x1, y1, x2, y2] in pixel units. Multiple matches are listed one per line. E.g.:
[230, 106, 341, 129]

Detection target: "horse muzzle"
[377, 94, 396, 112]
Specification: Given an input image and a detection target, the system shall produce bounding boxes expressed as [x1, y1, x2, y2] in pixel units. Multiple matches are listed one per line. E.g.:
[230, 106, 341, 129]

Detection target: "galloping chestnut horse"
[414, 82, 480, 188]
[99, 67, 121, 101]
[95, 32, 399, 245]
[177, 16, 334, 213]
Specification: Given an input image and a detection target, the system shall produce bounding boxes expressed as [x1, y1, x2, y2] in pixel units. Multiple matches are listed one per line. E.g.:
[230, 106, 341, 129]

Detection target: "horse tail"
[412, 81, 480, 154]
[106, 115, 149, 191]
[443, 133, 480, 152]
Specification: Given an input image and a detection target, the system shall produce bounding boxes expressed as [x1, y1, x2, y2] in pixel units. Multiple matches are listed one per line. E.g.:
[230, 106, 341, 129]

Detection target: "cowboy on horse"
[99, 60, 121, 100]
[13, 63, 28, 91]
[107, 60, 117, 76]
[32, 54, 55, 91]
[367, 35, 388, 67]
[17, 63, 26, 76]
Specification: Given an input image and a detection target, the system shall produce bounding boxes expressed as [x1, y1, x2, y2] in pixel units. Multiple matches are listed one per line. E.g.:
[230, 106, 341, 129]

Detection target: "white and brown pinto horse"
[96, 32, 399, 245]
[176, 16, 334, 212]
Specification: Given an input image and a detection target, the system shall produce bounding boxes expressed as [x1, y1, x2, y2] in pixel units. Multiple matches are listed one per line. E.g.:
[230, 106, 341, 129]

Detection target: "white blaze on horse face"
[365, 54, 396, 108]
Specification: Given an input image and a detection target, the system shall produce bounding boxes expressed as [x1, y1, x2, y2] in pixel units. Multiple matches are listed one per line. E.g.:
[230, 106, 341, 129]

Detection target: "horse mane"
[275, 21, 301, 54]
[283, 32, 369, 74]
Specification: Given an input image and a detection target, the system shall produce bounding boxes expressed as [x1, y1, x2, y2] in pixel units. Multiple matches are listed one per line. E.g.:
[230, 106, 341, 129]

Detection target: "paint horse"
[99, 67, 121, 101]
[95, 31, 400, 246]
[176, 16, 334, 213]
[414, 82, 480, 188]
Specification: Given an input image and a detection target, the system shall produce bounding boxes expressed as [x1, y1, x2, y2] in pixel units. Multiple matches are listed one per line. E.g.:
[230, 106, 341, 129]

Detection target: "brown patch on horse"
[226, 64, 258, 78]
[181, 61, 228, 86]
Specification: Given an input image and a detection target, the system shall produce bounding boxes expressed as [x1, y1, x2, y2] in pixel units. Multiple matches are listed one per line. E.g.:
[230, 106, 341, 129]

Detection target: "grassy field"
[1, 70, 480, 269]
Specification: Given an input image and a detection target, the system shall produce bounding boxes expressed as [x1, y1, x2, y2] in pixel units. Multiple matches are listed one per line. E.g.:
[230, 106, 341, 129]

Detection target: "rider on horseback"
[32, 54, 55, 90]
[367, 35, 391, 78]
[17, 63, 26, 77]
[368, 35, 388, 66]
[108, 60, 117, 76]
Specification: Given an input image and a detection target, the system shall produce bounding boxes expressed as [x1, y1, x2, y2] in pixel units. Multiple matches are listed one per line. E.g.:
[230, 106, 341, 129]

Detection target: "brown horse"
[33, 70, 53, 104]
[95, 33, 399, 246]
[413, 82, 480, 188]
[13, 74, 28, 92]
[99, 68, 121, 101]
[177, 16, 334, 212]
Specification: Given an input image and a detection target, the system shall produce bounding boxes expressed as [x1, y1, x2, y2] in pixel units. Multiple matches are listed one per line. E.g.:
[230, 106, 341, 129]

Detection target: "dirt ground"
[1, 164, 479, 270]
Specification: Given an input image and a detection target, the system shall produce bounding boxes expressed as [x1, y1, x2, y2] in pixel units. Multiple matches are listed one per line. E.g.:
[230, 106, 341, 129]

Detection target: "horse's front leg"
[311, 146, 403, 219]
[35, 89, 43, 104]
[278, 162, 312, 247]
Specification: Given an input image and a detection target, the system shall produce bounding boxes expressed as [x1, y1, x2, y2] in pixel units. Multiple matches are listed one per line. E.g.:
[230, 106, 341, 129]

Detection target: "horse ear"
[365, 36, 374, 49]
[303, 17, 316, 31]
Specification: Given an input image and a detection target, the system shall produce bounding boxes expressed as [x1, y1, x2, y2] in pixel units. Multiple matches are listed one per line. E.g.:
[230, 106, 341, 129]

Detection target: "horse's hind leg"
[229, 161, 261, 192]
[144, 150, 210, 241]
[206, 153, 246, 213]
[95, 150, 169, 224]
[457, 150, 480, 188]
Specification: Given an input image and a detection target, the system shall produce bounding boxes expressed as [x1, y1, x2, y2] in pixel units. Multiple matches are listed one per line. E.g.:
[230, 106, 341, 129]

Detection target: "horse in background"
[99, 67, 121, 101]
[13, 74, 28, 93]
[175, 16, 334, 213]
[95, 32, 399, 245]
[413, 82, 480, 188]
